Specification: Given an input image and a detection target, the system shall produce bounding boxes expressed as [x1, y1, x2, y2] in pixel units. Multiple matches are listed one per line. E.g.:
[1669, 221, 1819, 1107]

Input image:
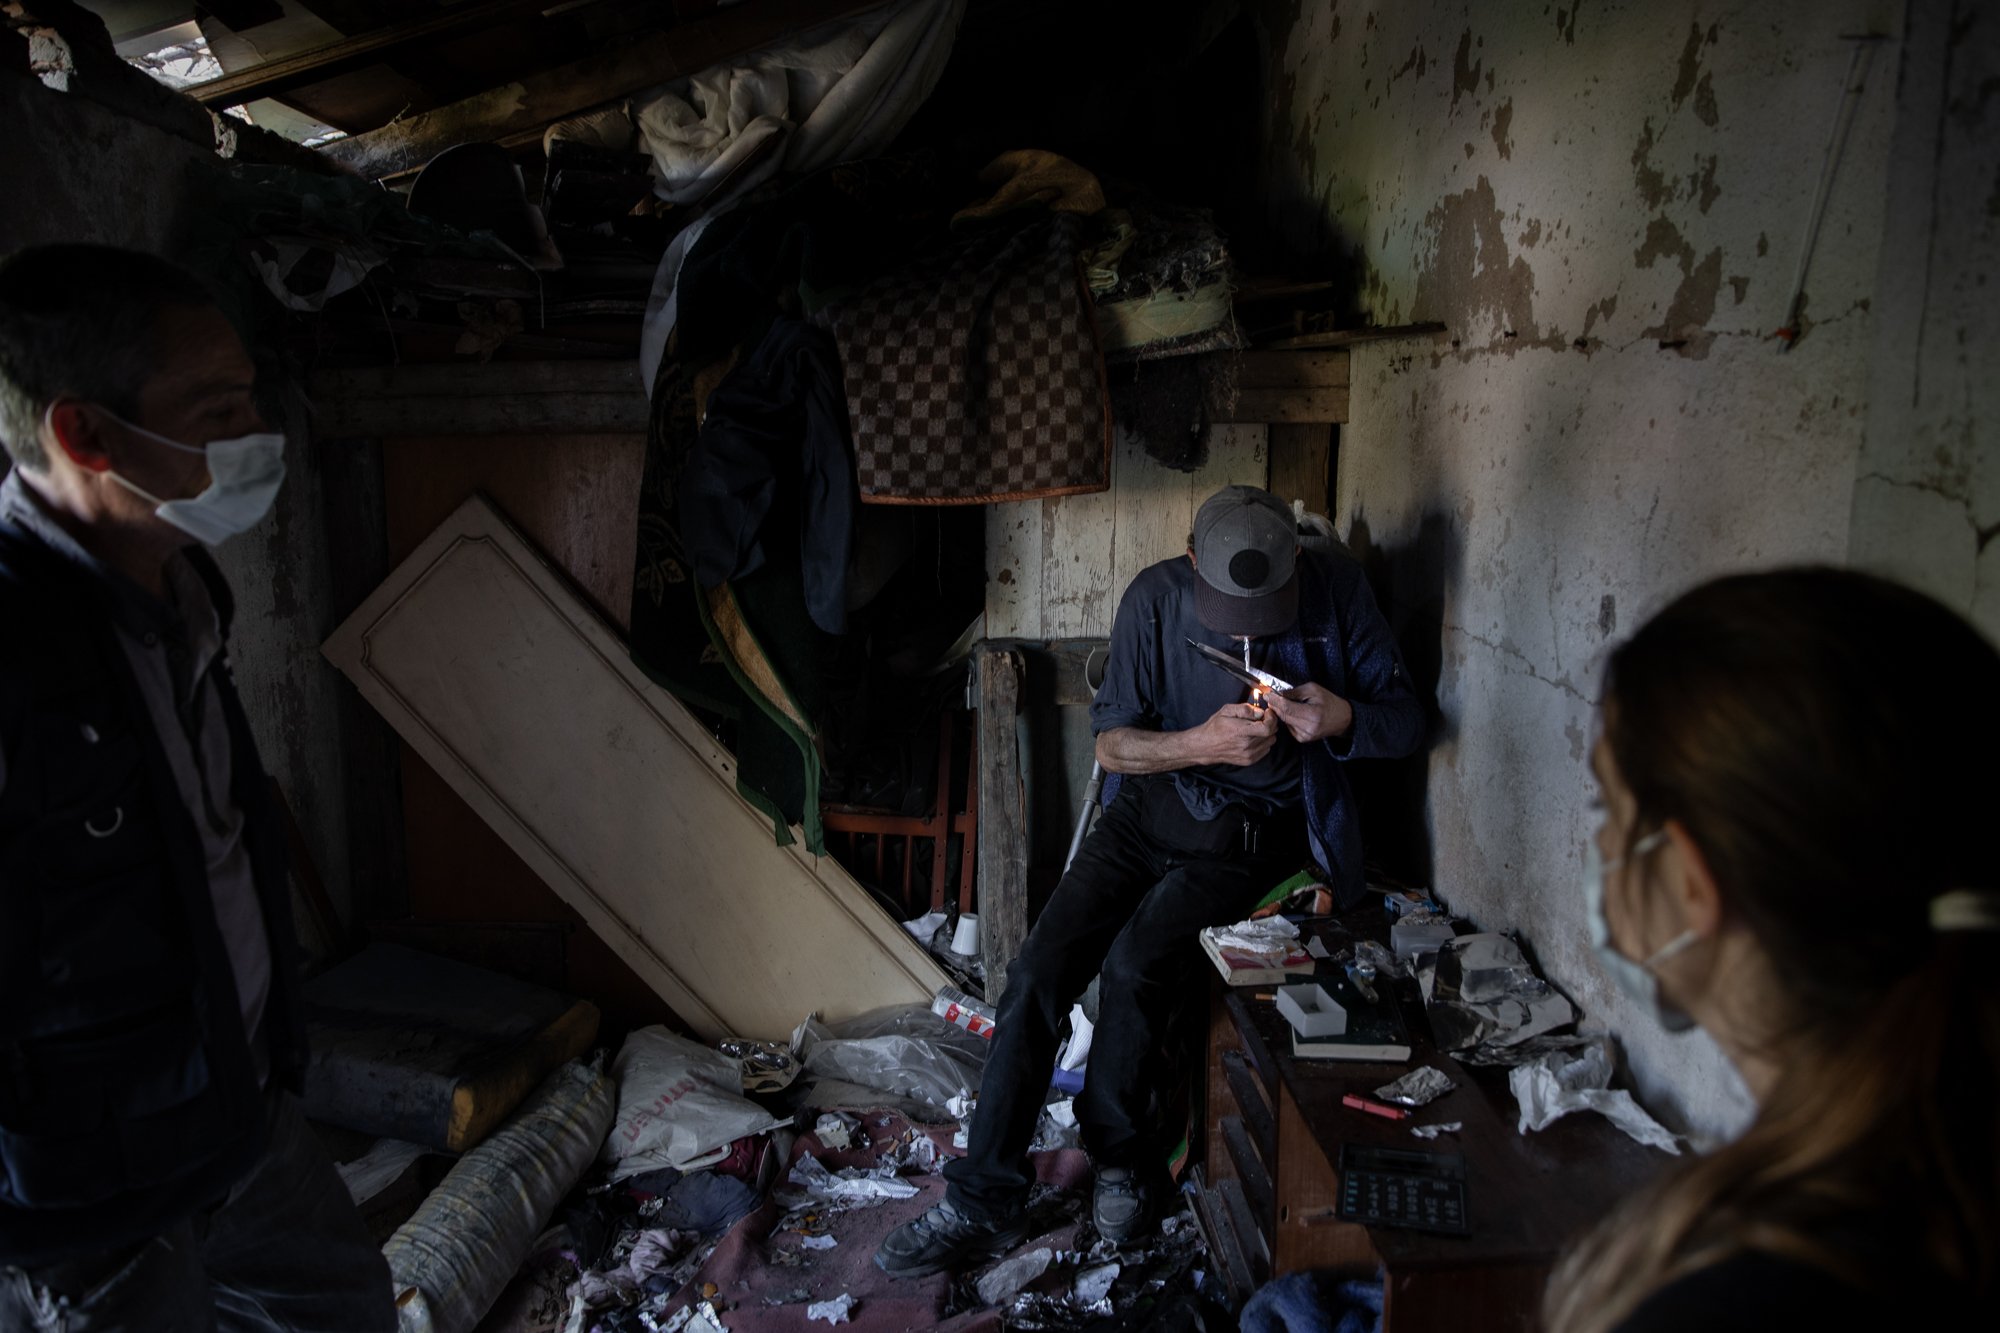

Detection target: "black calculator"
[1336, 1144, 1469, 1236]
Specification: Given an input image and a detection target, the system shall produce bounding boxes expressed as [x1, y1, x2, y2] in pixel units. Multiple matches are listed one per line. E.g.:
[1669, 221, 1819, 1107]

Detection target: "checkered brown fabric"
[816, 213, 1111, 503]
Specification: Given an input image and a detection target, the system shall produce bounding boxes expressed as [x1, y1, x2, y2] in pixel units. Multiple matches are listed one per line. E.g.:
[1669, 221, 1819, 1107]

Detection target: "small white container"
[1275, 983, 1348, 1038]
[1391, 918, 1456, 961]
[951, 913, 981, 956]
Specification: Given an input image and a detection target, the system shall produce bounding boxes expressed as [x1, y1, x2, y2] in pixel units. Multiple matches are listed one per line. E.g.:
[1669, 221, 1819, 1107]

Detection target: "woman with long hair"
[1543, 568, 1998, 1331]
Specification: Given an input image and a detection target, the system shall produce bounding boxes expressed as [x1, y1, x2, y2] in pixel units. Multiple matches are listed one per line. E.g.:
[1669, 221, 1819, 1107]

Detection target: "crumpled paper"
[1508, 1040, 1681, 1154]
[575, 1227, 696, 1304]
[1411, 1122, 1461, 1140]
[783, 1154, 920, 1204]
[1073, 1262, 1119, 1304]
[1425, 934, 1576, 1052]
[977, 1246, 1053, 1306]
[808, 1292, 856, 1324]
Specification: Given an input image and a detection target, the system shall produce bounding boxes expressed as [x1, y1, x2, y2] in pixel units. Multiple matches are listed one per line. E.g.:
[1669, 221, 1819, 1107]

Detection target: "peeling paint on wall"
[1255, 0, 1928, 1140]
[1850, 0, 1999, 633]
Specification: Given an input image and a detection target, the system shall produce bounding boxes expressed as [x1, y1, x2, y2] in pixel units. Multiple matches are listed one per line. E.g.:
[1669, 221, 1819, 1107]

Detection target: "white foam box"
[1275, 983, 1348, 1038]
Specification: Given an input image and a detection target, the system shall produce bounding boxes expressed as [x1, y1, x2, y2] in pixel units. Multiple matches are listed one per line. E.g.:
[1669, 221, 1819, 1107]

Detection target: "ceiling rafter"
[187, 0, 562, 109]
[318, 0, 884, 180]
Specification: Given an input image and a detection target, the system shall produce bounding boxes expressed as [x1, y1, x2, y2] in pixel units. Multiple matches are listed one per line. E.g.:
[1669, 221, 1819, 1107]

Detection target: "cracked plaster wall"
[1848, 3, 1999, 630]
[4, 75, 354, 924]
[1256, 0, 1991, 1140]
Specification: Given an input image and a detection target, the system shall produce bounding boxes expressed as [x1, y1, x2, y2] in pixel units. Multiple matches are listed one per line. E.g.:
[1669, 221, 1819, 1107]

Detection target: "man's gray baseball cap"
[1192, 485, 1298, 637]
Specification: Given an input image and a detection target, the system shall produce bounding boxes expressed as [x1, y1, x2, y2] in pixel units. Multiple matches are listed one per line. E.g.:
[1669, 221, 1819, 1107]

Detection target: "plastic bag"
[792, 1005, 988, 1111]
[601, 1027, 789, 1180]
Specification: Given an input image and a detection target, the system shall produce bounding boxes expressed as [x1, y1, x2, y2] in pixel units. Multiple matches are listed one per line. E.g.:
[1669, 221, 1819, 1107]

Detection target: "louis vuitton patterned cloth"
[815, 212, 1111, 503]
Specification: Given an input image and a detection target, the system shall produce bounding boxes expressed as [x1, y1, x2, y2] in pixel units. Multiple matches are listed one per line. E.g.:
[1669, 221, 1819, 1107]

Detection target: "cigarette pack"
[932, 985, 996, 1040]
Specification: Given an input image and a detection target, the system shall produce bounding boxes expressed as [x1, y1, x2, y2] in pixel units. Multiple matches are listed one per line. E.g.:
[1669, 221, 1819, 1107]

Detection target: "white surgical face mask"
[1583, 830, 1700, 1032]
[84, 407, 286, 546]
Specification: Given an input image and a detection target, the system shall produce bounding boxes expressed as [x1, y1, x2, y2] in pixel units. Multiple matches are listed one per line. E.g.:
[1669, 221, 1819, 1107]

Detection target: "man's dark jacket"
[0, 515, 304, 1266]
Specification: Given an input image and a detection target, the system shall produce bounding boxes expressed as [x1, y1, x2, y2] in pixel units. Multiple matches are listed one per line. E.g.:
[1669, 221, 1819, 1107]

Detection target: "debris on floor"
[441, 1011, 1224, 1331]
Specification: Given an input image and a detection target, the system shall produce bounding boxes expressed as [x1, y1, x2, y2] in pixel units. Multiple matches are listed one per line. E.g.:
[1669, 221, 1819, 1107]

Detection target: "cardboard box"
[1276, 983, 1348, 1038]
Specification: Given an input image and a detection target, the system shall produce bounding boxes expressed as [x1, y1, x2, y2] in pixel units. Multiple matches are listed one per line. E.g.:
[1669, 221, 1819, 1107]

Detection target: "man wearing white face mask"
[0, 246, 393, 1331]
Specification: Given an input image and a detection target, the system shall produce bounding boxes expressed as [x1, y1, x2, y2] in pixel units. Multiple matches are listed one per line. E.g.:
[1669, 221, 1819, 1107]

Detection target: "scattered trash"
[1055, 1003, 1094, 1071]
[718, 1037, 801, 1095]
[1030, 1098, 1081, 1152]
[1390, 912, 1457, 961]
[957, 1201, 1207, 1329]
[813, 1112, 861, 1151]
[951, 913, 982, 957]
[781, 1154, 920, 1206]
[800, 1234, 839, 1250]
[1457, 1032, 1597, 1068]
[1073, 1261, 1119, 1304]
[1509, 1039, 1681, 1153]
[1411, 1122, 1462, 1140]
[875, 1127, 944, 1174]
[1352, 939, 1409, 980]
[762, 1285, 815, 1306]
[1425, 934, 1575, 1053]
[904, 909, 950, 945]
[806, 1292, 856, 1324]
[1380, 887, 1443, 918]
[977, 1246, 1054, 1306]
[933, 984, 998, 1040]
[793, 1007, 986, 1113]
[1376, 1066, 1456, 1108]
[337, 1137, 433, 1207]
[659, 1300, 727, 1333]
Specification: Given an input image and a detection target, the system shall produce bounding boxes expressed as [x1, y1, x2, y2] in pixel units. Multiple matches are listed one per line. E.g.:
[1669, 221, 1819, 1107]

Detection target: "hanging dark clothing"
[678, 317, 857, 636]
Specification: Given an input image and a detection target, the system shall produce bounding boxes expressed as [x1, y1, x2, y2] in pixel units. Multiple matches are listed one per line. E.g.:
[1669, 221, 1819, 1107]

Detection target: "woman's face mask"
[85, 406, 287, 546]
[1583, 829, 1700, 1032]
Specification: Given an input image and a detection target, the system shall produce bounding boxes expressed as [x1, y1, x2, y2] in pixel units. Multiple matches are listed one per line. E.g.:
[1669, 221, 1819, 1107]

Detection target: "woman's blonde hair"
[1543, 570, 2000, 1332]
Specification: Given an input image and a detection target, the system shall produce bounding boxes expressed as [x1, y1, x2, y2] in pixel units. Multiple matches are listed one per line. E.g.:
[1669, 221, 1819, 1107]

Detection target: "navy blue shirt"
[1090, 548, 1427, 902]
[1090, 555, 1301, 818]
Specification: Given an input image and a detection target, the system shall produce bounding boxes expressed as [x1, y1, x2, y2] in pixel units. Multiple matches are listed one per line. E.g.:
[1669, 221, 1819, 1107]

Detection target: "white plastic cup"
[951, 913, 980, 956]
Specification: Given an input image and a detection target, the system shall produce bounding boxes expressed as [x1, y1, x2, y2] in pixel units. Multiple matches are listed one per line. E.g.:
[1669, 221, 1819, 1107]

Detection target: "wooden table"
[1191, 917, 1668, 1329]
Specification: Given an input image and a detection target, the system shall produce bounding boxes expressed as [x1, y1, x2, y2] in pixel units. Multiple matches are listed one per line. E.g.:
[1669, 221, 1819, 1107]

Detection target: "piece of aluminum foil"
[1376, 1065, 1457, 1107]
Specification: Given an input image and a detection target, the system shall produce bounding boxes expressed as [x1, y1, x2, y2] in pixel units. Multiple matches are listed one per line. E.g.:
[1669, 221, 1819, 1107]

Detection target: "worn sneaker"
[1092, 1166, 1151, 1244]
[874, 1199, 1028, 1278]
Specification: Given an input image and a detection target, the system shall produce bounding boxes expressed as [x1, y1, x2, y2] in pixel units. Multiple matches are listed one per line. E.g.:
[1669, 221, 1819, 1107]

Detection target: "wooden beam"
[976, 647, 1029, 1004]
[1256, 321, 1448, 351]
[319, 0, 882, 179]
[308, 360, 649, 436]
[189, 0, 563, 110]
[5, 0, 353, 173]
[317, 433, 408, 925]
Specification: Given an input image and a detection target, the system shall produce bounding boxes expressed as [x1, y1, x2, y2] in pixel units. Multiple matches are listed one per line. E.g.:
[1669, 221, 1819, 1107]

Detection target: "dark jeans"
[1, 1091, 395, 1333]
[943, 775, 1301, 1219]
